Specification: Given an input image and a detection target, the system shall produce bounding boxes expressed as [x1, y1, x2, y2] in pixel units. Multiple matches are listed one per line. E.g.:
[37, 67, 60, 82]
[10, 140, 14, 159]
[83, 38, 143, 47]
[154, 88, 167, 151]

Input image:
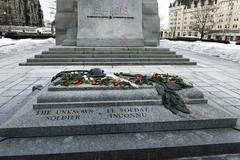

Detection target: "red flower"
[91, 79, 96, 85]
[73, 80, 80, 85]
[134, 76, 140, 81]
[112, 79, 119, 86]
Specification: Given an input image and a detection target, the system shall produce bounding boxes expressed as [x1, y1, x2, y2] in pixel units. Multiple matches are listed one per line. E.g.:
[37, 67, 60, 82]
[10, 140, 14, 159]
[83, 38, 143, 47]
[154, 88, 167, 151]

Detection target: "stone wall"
[0, 0, 44, 27]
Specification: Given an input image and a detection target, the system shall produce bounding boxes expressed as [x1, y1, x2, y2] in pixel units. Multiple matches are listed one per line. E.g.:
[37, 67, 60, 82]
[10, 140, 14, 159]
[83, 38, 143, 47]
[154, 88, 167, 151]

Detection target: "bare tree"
[189, 5, 218, 39]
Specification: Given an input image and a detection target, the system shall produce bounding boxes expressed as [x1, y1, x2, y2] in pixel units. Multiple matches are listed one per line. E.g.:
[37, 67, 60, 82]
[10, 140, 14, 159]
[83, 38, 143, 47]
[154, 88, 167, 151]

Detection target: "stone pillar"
[143, 0, 160, 46]
[55, 0, 77, 46]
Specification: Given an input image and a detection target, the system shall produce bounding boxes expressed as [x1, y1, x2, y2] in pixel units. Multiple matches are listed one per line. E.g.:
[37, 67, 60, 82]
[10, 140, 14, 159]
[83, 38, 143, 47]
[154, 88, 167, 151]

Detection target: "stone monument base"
[19, 47, 196, 66]
[0, 76, 239, 159]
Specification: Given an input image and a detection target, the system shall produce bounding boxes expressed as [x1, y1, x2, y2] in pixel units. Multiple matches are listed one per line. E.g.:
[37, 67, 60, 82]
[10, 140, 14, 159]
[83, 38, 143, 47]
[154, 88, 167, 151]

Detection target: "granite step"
[42, 51, 177, 54]
[35, 54, 182, 58]
[20, 47, 197, 66]
[27, 58, 191, 63]
[49, 47, 170, 52]
[20, 61, 197, 66]
[1, 128, 240, 160]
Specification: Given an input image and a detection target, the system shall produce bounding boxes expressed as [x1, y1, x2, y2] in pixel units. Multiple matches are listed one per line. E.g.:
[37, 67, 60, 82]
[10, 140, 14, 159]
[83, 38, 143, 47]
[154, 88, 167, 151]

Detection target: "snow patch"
[161, 40, 240, 63]
[0, 38, 16, 47]
[0, 38, 55, 54]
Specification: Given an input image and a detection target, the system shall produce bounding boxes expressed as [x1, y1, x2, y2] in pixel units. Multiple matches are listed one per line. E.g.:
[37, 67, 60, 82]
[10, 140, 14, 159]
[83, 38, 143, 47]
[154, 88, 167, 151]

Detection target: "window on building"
[194, 1, 198, 7]
[233, 24, 238, 28]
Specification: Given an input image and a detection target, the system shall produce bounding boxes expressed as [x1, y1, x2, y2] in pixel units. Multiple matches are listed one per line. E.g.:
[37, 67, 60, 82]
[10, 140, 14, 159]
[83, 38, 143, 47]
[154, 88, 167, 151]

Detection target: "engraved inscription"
[107, 107, 149, 119]
[88, 6, 134, 19]
[36, 107, 149, 122]
[36, 109, 94, 121]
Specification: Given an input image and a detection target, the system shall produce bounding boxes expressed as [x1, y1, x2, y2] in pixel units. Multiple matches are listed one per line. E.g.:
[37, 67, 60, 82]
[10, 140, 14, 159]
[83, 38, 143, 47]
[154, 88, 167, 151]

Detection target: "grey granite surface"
[0, 87, 236, 137]
[235, 119, 240, 130]
[0, 128, 240, 160]
[77, 0, 144, 47]
[37, 88, 160, 103]
[55, 0, 160, 46]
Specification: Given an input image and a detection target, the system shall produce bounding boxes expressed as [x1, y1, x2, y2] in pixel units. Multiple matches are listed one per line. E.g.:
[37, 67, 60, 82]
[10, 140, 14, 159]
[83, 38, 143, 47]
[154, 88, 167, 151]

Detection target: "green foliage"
[53, 73, 85, 86]
[53, 72, 192, 89]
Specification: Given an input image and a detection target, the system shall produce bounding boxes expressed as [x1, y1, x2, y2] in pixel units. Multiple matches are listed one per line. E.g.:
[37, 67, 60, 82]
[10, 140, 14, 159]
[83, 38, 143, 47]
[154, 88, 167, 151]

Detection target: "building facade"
[166, 0, 240, 41]
[0, 0, 43, 27]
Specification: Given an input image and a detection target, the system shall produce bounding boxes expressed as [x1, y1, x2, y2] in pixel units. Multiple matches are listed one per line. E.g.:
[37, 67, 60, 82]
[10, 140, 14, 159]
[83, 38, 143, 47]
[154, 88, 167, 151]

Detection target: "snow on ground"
[0, 38, 17, 47]
[161, 39, 240, 63]
[0, 38, 55, 54]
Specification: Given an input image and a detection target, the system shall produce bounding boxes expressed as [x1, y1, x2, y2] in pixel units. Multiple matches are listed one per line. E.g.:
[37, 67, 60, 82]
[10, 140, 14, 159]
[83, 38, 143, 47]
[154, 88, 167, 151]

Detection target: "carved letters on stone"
[36, 107, 150, 121]
[88, 6, 133, 19]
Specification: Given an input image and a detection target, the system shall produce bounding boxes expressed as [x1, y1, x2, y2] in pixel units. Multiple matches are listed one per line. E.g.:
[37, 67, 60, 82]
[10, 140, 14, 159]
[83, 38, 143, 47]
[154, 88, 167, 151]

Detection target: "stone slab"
[143, 1, 159, 14]
[0, 128, 240, 160]
[19, 61, 198, 66]
[45, 85, 207, 106]
[0, 90, 236, 137]
[143, 15, 160, 32]
[77, 0, 144, 47]
[44, 51, 176, 55]
[0, 137, 5, 142]
[49, 47, 170, 52]
[36, 54, 181, 59]
[57, 0, 75, 12]
[33, 100, 162, 109]
[37, 88, 160, 103]
[235, 119, 240, 130]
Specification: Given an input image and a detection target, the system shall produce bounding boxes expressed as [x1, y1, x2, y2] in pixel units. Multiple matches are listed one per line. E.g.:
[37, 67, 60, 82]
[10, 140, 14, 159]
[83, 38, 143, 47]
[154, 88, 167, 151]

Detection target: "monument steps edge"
[0, 118, 237, 138]
[48, 47, 170, 52]
[42, 51, 177, 54]
[19, 61, 197, 66]
[35, 54, 183, 59]
[1, 128, 240, 159]
[26, 58, 191, 63]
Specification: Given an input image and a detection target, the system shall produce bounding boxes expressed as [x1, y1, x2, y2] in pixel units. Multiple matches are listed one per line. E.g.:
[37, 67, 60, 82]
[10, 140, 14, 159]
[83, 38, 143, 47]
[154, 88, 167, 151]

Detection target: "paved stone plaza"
[0, 41, 240, 159]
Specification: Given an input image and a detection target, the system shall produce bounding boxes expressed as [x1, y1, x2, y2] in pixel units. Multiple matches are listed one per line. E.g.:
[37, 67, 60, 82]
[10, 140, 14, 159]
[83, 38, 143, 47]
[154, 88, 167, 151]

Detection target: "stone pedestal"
[55, 0, 159, 47]
[0, 71, 239, 159]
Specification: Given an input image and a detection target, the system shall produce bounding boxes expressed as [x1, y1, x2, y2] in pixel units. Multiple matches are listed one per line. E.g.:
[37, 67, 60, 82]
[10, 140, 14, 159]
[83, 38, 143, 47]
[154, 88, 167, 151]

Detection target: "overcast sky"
[158, 0, 175, 28]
